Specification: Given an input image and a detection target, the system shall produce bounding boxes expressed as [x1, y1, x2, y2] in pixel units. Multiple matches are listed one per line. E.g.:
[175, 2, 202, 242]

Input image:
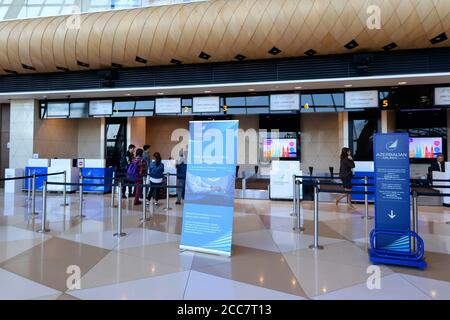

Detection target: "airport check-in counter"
[432, 162, 450, 206]
[162, 160, 178, 196]
[269, 161, 302, 200]
[82, 159, 113, 193]
[24, 159, 50, 191]
[4, 168, 24, 193]
[47, 159, 80, 192]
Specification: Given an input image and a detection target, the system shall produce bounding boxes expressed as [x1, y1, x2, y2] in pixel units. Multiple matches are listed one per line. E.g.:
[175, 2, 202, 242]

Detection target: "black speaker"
[353, 53, 374, 73]
[97, 69, 119, 81]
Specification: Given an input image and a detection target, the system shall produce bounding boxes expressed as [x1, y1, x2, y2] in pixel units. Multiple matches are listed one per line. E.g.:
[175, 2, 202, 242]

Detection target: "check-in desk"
[162, 160, 177, 196]
[47, 159, 80, 192]
[24, 159, 50, 191]
[4, 168, 24, 193]
[269, 161, 302, 200]
[81, 159, 113, 193]
[432, 162, 450, 206]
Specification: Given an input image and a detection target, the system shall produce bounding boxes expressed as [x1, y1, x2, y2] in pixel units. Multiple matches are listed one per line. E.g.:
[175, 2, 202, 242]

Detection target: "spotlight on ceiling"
[268, 47, 282, 55]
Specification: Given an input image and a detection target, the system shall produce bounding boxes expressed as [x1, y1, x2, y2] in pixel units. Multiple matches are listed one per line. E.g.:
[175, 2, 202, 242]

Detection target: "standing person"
[336, 147, 356, 208]
[120, 144, 135, 198]
[431, 153, 445, 172]
[143, 145, 151, 168]
[127, 148, 147, 206]
[175, 150, 187, 205]
[147, 152, 165, 205]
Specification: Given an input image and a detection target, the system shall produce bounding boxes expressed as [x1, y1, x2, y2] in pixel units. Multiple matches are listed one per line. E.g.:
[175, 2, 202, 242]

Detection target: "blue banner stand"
[369, 133, 427, 270]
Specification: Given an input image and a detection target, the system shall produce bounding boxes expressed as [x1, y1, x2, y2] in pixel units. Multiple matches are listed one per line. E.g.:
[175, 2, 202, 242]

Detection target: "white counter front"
[269, 161, 302, 200]
[432, 162, 450, 205]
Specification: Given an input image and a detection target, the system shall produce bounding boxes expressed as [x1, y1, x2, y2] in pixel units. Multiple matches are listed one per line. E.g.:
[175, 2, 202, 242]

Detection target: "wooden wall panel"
[0, 0, 447, 74]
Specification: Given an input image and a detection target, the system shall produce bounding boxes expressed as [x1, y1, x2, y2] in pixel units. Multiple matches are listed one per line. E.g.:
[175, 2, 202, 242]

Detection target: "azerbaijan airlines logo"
[386, 140, 398, 151]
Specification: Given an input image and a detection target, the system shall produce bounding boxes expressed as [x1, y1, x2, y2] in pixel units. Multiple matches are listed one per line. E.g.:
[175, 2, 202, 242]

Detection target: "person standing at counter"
[147, 152, 165, 205]
[120, 144, 135, 198]
[127, 148, 147, 206]
[175, 151, 187, 205]
[431, 153, 445, 172]
[336, 147, 356, 209]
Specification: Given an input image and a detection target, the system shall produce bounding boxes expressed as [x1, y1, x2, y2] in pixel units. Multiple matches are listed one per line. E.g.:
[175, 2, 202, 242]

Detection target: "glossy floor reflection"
[0, 190, 449, 300]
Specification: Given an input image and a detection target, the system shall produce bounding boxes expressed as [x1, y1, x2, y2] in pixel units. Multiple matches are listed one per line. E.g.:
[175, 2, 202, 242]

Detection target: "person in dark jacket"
[431, 154, 445, 173]
[146, 152, 165, 205]
[175, 157, 187, 205]
[120, 144, 135, 198]
[336, 147, 356, 208]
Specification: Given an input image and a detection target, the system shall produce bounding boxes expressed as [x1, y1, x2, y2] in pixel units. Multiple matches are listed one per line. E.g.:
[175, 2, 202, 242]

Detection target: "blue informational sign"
[180, 120, 239, 256]
[373, 133, 411, 252]
[82, 168, 114, 193]
[24, 167, 48, 191]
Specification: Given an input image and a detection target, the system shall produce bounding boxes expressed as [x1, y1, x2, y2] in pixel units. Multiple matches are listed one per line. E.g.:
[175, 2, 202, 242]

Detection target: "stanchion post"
[140, 184, 150, 222]
[31, 174, 38, 215]
[412, 191, 419, 252]
[37, 181, 50, 233]
[27, 169, 31, 201]
[61, 170, 68, 207]
[293, 180, 304, 231]
[362, 176, 373, 220]
[111, 171, 117, 208]
[291, 175, 297, 217]
[309, 179, 323, 250]
[78, 176, 86, 218]
[164, 174, 172, 211]
[114, 181, 127, 237]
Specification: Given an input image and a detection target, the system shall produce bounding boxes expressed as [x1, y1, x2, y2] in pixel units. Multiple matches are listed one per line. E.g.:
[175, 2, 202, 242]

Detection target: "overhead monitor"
[89, 100, 113, 116]
[435, 87, 450, 106]
[155, 98, 181, 114]
[47, 102, 69, 117]
[270, 94, 300, 111]
[345, 90, 379, 109]
[193, 96, 220, 113]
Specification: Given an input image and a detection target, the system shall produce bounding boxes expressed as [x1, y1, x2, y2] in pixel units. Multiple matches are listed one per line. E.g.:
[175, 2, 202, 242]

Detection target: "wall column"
[338, 112, 349, 148]
[9, 100, 39, 169]
[381, 110, 396, 133]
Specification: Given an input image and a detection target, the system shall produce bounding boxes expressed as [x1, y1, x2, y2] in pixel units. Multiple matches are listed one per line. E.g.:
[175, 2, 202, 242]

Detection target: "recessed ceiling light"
[268, 47, 281, 55]
[157, 92, 164, 95]
[398, 81, 407, 85]
[344, 84, 353, 88]
[124, 93, 131, 96]
[430, 32, 448, 45]
[344, 39, 359, 50]
[304, 49, 317, 56]
[248, 88, 255, 92]
[295, 86, 302, 89]
[204, 90, 212, 93]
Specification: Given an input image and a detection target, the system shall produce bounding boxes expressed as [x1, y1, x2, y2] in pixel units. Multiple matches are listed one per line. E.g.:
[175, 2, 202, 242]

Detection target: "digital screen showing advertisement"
[409, 137, 442, 159]
[180, 120, 238, 256]
[263, 139, 297, 158]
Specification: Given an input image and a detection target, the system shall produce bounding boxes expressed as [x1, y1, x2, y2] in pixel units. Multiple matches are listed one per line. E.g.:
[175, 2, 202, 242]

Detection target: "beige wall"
[130, 117, 147, 148]
[301, 113, 341, 173]
[77, 118, 103, 158]
[146, 116, 192, 159]
[34, 118, 79, 159]
[145, 115, 260, 161]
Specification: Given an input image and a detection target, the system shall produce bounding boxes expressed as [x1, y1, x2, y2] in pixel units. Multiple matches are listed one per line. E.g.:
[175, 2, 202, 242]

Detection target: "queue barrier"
[41, 179, 184, 236]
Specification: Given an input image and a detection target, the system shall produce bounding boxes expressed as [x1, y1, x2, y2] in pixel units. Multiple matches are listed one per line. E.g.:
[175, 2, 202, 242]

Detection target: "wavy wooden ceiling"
[0, 0, 449, 75]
